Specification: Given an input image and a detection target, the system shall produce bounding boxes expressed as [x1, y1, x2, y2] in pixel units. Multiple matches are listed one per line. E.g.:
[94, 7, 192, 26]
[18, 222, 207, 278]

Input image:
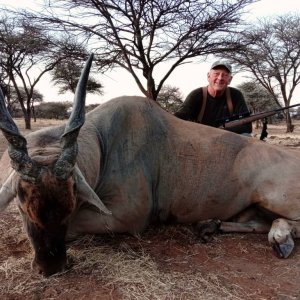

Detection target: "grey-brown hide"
[29, 97, 300, 258]
[2, 69, 300, 276]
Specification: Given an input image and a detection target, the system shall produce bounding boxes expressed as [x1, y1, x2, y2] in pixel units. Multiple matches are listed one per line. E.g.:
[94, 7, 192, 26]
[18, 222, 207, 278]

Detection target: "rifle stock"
[221, 103, 300, 129]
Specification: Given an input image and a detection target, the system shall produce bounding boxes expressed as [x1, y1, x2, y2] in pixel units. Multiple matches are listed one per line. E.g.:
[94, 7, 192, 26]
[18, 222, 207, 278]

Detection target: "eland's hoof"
[271, 233, 295, 259]
[268, 218, 296, 259]
[196, 219, 221, 243]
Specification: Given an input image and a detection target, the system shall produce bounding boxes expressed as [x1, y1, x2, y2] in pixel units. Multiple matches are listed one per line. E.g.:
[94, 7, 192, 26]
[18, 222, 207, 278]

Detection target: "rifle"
[217, 103, 300, 140]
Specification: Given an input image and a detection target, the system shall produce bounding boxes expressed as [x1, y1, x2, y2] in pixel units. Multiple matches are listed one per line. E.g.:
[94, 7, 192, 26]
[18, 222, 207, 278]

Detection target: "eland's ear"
[0, 170, 17, 212]
[74, 166, 111, 215]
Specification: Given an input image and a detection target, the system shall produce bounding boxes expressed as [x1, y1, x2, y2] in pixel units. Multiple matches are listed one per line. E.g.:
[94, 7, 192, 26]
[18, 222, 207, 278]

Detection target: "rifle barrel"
[223, 103, 300, 129]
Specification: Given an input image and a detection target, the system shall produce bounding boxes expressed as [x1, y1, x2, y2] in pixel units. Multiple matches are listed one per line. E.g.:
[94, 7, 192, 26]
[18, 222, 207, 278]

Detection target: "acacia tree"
[0, 13, 92, 129]
[224, 14, 300, 132]
[237, 81, 278, 129]
[0, 15, 56, 128]
[51, 59, 103, 95]
[8, 87, 43, 120]
[157, 85, 183, 113]
[238, 81, 278, 113]
[28, 0, 255, 100]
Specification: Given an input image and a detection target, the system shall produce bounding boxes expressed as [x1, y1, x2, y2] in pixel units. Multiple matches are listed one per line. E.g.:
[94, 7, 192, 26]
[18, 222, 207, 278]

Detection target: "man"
[174, 61, 252, 134]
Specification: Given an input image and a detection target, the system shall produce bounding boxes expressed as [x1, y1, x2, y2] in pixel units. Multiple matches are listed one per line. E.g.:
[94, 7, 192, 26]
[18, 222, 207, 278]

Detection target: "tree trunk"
[286, 113, 294, 133]
[32, 105, 36, 122]
[24, 106, 31, 129]
[24, 115, 31, 129]
[146, 75, 157, 100]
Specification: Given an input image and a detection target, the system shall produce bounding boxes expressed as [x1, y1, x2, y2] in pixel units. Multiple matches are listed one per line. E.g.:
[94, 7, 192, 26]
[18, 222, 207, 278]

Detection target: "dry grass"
[0, 118, 65, 156]
[68, 238, 245, 300]
[0, 205, 246, 299]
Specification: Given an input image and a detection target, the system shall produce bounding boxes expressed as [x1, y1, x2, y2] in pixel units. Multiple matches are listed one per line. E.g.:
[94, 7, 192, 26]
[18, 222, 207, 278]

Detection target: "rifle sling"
[197, 87, 207, 123]
[226, 88, 233, 116]
[197, 87, 233, 123]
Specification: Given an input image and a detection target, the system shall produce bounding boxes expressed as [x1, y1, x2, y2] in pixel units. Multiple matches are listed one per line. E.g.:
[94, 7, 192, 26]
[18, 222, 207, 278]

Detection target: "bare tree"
[27, 0, 255, 100]
[8, 87, 43, 121]
[0, 13, 90, 129]
[0, 14, 53, 128]
[224, 14, 300, 132]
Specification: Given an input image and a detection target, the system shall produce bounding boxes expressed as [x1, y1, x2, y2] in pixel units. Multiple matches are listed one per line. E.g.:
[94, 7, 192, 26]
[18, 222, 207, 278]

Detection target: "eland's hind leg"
[219, 217, 300, 259]
[196, 206, 271, 242]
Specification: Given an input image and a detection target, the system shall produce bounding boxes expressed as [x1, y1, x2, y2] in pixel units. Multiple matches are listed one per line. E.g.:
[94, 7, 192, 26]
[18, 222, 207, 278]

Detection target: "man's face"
[207, 67, 232, 93]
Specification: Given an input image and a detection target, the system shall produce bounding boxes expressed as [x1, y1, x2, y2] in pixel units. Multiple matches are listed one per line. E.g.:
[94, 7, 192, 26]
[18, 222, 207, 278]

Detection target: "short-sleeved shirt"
[174, 87, 252, 134]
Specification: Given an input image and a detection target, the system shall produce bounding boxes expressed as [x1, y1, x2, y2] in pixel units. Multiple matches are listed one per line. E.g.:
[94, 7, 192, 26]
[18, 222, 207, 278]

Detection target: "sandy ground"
[1, 118, 300, 300]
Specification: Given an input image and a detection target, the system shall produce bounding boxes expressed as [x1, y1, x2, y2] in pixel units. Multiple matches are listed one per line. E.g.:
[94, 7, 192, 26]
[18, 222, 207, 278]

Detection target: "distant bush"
[35, 102, 72, 119]
[12, 102, 101, 120]
[86, 104, 100, 113]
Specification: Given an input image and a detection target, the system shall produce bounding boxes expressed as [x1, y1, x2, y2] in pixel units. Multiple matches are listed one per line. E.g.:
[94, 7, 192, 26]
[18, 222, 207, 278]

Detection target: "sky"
[1, 0, 300, 105]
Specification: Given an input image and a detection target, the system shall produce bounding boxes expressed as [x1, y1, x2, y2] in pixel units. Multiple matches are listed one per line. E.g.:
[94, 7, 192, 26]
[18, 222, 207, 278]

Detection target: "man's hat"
[211, 60, 232, 73]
